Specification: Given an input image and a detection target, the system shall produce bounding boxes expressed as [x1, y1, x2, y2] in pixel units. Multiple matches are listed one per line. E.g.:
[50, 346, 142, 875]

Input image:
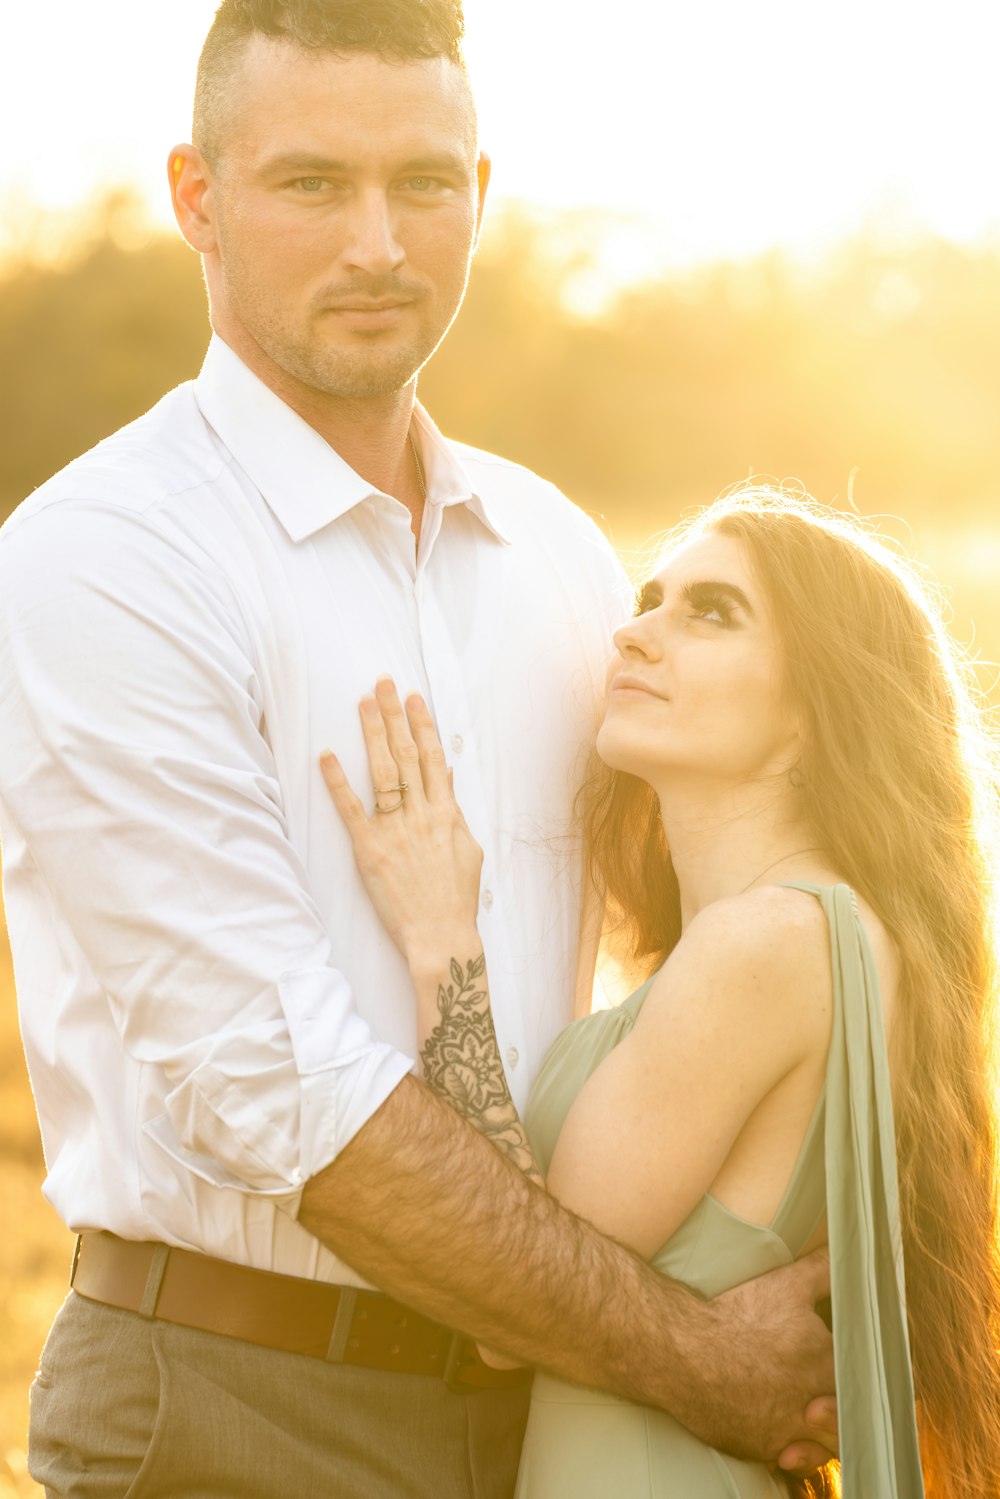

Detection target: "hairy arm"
[408, 939, 545, 1370]
[314, 684, 837, 1467]
[299, 1067, 833, 1462]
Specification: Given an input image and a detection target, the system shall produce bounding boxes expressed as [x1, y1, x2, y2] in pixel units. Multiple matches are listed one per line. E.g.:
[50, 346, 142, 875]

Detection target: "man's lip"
[325, 299, 415, 312]
[323, 302, 416, 331]
[609, 676, 667, 700]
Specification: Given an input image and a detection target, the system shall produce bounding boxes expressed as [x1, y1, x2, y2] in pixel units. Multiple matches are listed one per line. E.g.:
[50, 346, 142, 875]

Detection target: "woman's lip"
[609, 682, 666, 700]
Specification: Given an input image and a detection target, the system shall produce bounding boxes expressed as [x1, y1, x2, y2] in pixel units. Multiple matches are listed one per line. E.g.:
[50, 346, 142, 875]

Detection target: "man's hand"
[301, 1078, 838, 1469]
[676, 1250, 837, 1467]
[778, 1395, 839, 1477]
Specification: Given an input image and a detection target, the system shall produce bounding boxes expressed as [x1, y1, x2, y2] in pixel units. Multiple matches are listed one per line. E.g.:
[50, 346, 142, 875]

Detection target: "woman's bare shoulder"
[639, 885, 835, 1054]
[679, 883, 834, 977]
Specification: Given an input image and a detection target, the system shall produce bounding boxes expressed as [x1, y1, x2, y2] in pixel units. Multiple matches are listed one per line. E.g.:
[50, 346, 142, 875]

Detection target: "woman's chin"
[595, 722, 644, 776]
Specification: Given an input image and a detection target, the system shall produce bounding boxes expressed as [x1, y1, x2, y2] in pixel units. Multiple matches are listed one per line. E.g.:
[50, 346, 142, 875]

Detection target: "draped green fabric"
[516, 883, 924, 1498]
[799, 883, 924, 1495]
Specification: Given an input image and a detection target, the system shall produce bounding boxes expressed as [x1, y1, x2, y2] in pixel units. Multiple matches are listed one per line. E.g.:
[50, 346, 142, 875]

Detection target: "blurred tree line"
[1, 197, 999, 541]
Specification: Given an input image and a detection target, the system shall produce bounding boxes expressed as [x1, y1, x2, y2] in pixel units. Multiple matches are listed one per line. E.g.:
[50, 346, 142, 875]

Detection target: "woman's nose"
[612, 615, 659, 660]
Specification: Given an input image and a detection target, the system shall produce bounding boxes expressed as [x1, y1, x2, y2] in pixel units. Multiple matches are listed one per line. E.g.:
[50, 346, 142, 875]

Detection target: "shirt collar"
[194, 336, 510, 546]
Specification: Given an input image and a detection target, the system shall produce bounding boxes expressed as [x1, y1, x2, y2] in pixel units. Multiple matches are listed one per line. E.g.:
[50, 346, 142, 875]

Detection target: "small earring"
[789, 763, 805, 790]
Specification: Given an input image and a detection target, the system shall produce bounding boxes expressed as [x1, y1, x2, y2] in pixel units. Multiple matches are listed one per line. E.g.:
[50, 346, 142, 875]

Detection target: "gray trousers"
[29, 1293, 531, 1499]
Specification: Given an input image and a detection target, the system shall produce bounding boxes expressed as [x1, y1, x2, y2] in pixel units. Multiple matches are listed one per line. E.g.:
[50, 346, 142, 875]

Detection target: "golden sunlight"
[3, 0, 1000, 269]
[2, 4, 1000, 1495]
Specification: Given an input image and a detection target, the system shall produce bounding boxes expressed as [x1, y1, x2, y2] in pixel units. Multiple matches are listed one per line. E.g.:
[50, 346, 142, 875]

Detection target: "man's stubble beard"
[262, 327, 429, 401]
[217, 242, 466, 402]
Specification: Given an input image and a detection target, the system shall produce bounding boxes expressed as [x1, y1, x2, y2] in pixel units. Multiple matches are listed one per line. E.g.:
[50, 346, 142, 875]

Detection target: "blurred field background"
[2, 194, 1000, 1494]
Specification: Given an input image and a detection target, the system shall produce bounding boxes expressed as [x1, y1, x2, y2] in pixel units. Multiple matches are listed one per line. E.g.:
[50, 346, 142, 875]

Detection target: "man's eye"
[296, 177, 328, 193]
[406, 176, 441, 193]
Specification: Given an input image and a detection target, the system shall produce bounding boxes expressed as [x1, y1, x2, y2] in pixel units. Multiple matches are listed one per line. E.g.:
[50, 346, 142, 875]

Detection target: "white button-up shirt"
[0, 337, 630, 1285]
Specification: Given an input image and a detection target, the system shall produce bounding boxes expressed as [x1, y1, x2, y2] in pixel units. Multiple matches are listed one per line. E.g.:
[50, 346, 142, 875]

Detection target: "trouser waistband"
[71, 1231, 531, 1392]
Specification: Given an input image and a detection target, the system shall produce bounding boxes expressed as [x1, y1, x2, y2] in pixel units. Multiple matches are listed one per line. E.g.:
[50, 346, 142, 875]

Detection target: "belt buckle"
[443, 1331, 479, 1393]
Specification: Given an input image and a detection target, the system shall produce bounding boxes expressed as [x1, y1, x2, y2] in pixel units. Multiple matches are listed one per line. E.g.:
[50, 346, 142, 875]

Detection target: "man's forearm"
[299, 1073, 704, 1407]
[299, 1074, 835, 1464]
[410, 942, 544, 1188]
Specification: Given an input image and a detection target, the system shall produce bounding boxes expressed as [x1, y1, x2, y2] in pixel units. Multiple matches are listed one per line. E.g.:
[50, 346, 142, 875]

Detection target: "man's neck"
[216, 327, 426, 533]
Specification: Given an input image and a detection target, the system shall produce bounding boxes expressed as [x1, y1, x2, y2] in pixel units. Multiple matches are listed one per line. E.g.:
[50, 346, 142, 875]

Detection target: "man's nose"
[342, 190, 406, 276]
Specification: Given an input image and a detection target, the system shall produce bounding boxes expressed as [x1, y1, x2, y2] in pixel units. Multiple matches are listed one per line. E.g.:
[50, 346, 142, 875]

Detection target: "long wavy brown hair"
[582, 487, 1000, 1497]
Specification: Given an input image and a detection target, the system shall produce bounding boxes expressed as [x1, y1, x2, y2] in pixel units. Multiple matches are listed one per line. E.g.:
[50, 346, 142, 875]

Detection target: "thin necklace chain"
[739, 847, 826, 895]
[409, 431, 428, 503]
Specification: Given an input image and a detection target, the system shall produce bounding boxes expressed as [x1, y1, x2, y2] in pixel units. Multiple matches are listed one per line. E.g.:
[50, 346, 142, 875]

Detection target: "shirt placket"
[414, 510, 529, 1110]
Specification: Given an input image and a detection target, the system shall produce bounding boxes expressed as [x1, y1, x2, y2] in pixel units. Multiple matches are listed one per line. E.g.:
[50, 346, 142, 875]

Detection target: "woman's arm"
[321, 678, 543, 1186]
[320, 679, 834, 1253]
[547, 887, 834, 1258]
[409, 946, 545, 1187]
[319, 678, 838, 1458]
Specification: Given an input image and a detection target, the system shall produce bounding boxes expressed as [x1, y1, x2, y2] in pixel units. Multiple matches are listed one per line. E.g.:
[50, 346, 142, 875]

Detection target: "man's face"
[199, 40, 488, 400]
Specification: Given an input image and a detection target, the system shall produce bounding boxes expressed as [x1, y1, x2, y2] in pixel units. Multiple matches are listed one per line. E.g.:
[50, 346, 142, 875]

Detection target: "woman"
[320, 488, 1000, 1497]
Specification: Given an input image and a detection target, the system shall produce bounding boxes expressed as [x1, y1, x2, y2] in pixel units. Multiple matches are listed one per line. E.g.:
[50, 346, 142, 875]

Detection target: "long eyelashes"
[682, 583, 735, 626]
[634, 582, 662, 617]
[633, 578, 747, 625]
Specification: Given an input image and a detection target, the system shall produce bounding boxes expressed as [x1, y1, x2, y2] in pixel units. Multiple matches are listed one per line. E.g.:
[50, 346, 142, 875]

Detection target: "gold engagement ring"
[373, 781, 408, 814]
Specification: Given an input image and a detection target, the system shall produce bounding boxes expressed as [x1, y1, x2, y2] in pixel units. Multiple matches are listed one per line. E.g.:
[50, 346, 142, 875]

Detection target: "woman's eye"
[690, 600, 732, 626]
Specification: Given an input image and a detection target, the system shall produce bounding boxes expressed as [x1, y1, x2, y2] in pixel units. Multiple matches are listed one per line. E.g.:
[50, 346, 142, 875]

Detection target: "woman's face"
[596, 529, 801, 792]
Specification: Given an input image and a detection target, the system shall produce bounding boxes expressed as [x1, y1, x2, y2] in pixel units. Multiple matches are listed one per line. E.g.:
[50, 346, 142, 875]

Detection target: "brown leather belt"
[71, 1232, 531, 1393]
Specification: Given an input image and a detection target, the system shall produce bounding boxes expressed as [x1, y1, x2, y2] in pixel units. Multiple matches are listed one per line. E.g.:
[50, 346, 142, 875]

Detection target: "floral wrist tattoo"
[420, 954, 544, 1186]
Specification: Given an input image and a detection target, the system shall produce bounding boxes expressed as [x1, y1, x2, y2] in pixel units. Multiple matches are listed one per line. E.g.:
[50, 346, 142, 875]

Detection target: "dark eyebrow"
[256, 154, 352, 179]
[256, 151, 472, 180]
[394, 153, 472, 176]
[635, 579, 663, 614]
[681, 578, 757, 617]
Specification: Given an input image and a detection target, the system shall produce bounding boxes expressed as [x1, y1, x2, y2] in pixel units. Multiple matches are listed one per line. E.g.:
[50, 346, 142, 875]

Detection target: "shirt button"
[506, 1048, 520, 1070]
[290, 1169, 304, 1187]
[451, 735, 465, 755]
[481, 889, 494, 911]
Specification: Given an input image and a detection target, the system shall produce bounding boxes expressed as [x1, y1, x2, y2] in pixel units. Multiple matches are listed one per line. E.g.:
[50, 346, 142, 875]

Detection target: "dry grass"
[0, 927, 73, 1499]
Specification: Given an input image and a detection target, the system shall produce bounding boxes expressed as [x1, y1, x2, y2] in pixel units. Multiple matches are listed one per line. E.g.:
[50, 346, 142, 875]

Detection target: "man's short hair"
[194, 0, 468, 163]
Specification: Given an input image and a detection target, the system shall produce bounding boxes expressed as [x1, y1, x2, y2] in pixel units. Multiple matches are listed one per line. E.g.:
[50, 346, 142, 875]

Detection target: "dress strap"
[780, 882, 925, 1495]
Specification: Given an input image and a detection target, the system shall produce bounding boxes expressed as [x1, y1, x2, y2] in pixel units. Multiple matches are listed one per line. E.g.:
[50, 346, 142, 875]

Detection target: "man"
[0, 2, 836, 1495]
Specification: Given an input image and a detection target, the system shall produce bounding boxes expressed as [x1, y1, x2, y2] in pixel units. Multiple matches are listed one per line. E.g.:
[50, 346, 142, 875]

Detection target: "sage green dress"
[515, 883, 925, 1498]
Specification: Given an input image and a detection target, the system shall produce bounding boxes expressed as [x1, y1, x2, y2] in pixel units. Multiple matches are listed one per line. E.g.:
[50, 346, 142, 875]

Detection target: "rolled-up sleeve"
[0, 499, 413, 1199]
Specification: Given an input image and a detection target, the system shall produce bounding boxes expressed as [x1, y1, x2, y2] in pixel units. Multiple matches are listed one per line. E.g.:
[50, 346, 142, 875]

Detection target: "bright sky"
[3, 0, 1000, 272]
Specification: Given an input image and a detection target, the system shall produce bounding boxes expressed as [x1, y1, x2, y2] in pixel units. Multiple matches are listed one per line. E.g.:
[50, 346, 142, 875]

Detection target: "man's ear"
[168, 145, 218, 255]
[472, 151, 492, 253]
